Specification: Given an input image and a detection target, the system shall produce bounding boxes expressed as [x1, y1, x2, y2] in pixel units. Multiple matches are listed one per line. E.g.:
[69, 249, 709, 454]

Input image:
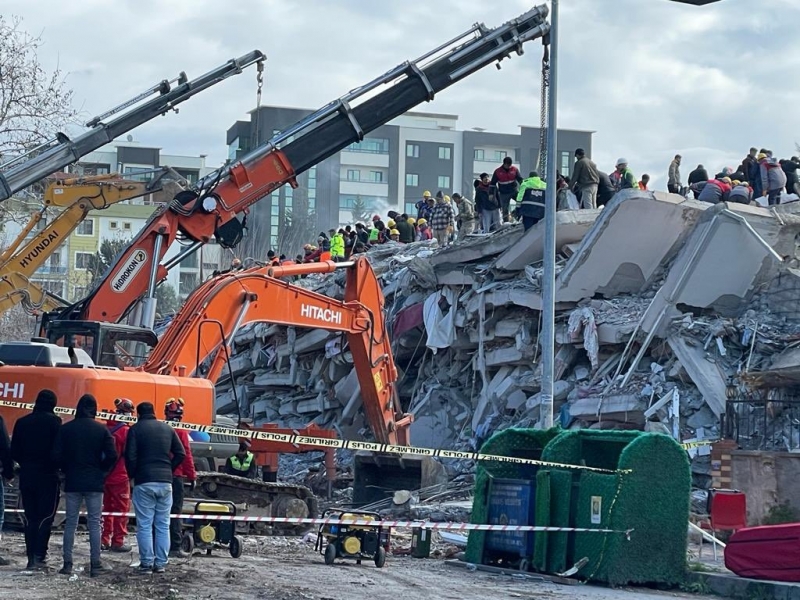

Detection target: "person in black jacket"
[0, 414, 14, 566]
[53, 394, 116, 577]
[596, 171, 616, 207]
[11, 389, 61, 570]
[125, 402, 185, 574]
[781, 157, 800, 196]
[687, 165, 709, 199]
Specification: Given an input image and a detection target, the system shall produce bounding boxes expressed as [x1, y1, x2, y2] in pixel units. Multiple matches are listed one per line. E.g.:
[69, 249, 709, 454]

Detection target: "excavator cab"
[44, 320, 158, 368]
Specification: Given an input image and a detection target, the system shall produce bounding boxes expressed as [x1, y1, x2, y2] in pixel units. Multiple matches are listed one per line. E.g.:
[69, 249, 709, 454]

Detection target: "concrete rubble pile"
[214, 190, 800, 487]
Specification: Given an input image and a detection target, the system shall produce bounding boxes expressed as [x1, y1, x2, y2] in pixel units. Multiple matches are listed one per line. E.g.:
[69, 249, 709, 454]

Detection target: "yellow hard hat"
[417, 218, 427, 225]
[390, 229, 400, 236]
[444, 195, 451, 202]
[757, 153, 767, 160]
[387, 219, 396, 228]
[407, 217, 416, 225]
[423, 191, 431, 198]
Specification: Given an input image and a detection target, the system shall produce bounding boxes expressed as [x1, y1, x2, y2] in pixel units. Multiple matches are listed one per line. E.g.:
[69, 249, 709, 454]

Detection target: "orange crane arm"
[142, 257, 410, 445]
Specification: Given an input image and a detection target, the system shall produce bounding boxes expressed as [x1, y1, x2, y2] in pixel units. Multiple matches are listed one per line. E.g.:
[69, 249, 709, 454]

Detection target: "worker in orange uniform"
[101, 398, 135, 552]
[164, 399, 196, 557]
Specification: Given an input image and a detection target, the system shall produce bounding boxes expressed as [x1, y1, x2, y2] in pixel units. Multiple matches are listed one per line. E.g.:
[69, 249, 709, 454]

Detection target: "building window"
[271, 205, 280, 216]
[474, 149, 485, 161]
[405, 202, 416, 214]
[123, 166, 154, 182]
[179, 272, 199, 296]
[308, 167, 317, 189]
[437, 176, 451, 189]
[123, 222, 132, 231]
[346, 169, 360, 181]
[228, 137, 241, 161]
[76, 220, 94, 236]
[494, 150, 507, 162]
[406, 173, 419, 187]
[75, 252, 93, 270]
[346, 138, 389, 154]
[109, 221, 118, 230]
[175, 169, 199, 184]
[368, 171, 384, 183]
[561, 152, 571, 176]
[438, 147, 451, 160]
[339, 195, 383, 210]
[406, 144, 420, 158]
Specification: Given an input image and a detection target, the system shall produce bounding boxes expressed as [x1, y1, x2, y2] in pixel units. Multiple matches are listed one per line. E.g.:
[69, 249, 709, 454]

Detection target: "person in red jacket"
[101, 398, 134, 552]
[164, 398, 196, 556]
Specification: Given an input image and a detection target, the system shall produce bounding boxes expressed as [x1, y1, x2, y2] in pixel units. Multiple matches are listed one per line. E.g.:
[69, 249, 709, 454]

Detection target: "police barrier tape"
[0, 400, 712, 472]
[1, 508, 632, 537]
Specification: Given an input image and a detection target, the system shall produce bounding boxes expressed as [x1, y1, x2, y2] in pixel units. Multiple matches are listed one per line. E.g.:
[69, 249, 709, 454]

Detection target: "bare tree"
[350, 195, 371, 224]
[279, 187, 317, 258]
[0, 15, 78, 161]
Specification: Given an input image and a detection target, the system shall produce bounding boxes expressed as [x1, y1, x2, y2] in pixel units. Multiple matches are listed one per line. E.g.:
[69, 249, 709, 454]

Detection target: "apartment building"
[227, 106, 594, 250]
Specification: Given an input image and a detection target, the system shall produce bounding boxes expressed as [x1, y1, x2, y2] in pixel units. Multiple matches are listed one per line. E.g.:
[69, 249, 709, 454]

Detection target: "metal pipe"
[267, 260, 354, 279]
[539, 0, 559, 430]
[139, 234, 164, 329]
[162, 240, 203, 271]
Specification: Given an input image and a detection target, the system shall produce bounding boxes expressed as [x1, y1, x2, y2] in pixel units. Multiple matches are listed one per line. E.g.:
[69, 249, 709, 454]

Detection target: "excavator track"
[3, 475, 318, 537]
[187, 471, 318, 536]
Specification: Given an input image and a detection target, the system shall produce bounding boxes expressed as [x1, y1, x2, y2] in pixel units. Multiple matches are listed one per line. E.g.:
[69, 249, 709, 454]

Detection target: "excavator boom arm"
[67, 6, 550, 325]
[0, 51, 264, 202]
[143, 257, 407, 445]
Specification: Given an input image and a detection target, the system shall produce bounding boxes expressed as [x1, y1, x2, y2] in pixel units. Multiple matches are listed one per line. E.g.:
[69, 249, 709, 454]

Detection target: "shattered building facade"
[212, 190, 800, 489]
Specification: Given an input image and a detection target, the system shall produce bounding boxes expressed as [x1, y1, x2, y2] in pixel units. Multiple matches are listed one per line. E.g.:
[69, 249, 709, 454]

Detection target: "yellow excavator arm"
[0, 170, 184, 317]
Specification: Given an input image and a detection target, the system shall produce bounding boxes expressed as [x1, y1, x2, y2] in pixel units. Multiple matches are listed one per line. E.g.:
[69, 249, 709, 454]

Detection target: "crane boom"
[53, 5, 550, 327]
[0, 50, 265, 202]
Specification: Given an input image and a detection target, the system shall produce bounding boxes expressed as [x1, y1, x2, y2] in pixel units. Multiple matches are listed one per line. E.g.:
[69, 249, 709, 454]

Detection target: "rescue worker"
[343, 226, 355, 258]
[164, 399, 196, 557]
[54, 394, 117, 577]
[570, 148, 600, 209]
[597, 171, 616, 207]
[415, 191, 432, 220]
[394, 214, 415, 244]
[667, 154, 682, 194]
[453, 193, 476, 238]
[417, 218, 432, 241]
[389, 228, 400, 242]
[430, 194, 455, 247]
[0, 411, 13, 566]
[760, 153, 787, 206]
[639, 174, 651, 191]
[419, 196, 435, 222]
[697, 177, 733, 204]
[330, 229, 345, 262]
[474, 172, 501, 232]
[355, 222, 370, 245]
[126, 402, 185, 574]
[225, 442, 258, 479]
[11, 389, 62, 570]
[514, 171, 547, 230]
[491, 156, 523, 222]
[267, 250, 280, 267]
[101, 398, 134, 554]
[610, 158, 637, 192]
[728, 181, 754, 205]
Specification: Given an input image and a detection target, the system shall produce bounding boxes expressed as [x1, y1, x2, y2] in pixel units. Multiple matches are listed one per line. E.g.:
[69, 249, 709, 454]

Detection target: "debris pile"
[217, 191, 800, 486]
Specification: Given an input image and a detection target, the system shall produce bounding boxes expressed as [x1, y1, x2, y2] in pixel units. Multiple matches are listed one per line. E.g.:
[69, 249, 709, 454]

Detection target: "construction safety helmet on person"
[114, 398, 134, 415]
[407, 217, 416, 225]
[423, 191, 431, 198]
[372, 214, 381, 222]
[616, 158, 628, 167]
[757, 153, 767, 160]
[165, 397, 185, 420]
[390, 229, 400, 236]
[417, 218, 427, 225]
[387, 219, 396, 228]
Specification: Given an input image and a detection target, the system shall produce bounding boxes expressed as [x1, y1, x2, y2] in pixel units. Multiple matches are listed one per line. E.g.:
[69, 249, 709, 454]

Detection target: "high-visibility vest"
[230, 452, 254, 473]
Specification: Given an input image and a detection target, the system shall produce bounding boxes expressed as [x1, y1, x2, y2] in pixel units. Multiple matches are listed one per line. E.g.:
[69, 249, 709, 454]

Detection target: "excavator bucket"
[352, 453, 448, 507]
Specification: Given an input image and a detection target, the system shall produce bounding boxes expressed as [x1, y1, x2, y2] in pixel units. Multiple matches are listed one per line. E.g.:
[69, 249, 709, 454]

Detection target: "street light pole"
[539, 0, 559, 430]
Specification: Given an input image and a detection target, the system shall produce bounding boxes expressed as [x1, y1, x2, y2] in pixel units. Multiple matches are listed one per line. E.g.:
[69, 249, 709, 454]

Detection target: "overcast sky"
[5, 0, 798, 189]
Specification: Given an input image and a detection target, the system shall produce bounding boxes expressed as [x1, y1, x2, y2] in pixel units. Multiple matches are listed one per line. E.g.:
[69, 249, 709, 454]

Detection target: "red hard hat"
[372, 215, 380, 222]
[165, 397, 185, 420]
[114, 398, 134, 415]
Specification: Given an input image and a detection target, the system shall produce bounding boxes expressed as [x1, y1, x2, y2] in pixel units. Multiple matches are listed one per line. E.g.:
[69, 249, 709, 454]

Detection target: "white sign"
[300, 303, 343, 325]
[111, 250, 148, 293]
[0, 383, 24, 399]
[591, 496, 602, 525]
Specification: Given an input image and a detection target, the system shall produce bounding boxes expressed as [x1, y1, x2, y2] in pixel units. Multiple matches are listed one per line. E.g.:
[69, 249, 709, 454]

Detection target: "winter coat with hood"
[688, 166, 708, 185]
[105, 420, 131, 486]
[697, 179, 732, 204]
[11, 389, 62, 482]
[53, 394, 117, 493]
[761, 157, 788, 193]
[125, 403, 185, 486]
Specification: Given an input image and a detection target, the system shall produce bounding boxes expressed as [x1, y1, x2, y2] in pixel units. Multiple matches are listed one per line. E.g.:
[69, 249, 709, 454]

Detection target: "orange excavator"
[0, 6, 551, 525]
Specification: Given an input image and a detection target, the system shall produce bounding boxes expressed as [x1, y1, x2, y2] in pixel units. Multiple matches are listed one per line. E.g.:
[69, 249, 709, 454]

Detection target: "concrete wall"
[730, 450, 800, 525]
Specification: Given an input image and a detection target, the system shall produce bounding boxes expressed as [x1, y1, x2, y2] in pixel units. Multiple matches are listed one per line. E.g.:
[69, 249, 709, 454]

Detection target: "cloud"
[4, 0, 799, 193]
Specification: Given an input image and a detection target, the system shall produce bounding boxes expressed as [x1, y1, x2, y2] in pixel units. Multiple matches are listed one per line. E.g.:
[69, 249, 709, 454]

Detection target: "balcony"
[340, 180, 389, 197]
[340, 151, 390, 168]
[36, 265, 68, 275]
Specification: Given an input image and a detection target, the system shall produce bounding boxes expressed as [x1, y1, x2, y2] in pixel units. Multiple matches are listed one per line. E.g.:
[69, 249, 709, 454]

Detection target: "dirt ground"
[0, 531, 707, 600]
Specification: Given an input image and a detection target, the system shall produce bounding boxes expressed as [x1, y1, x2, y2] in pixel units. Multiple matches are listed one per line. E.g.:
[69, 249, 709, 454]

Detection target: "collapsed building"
[212, 190, 800, 488]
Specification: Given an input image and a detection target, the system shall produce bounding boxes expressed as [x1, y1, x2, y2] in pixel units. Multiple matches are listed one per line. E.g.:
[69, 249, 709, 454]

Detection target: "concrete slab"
[495, 208, 599, 271]
[687, 571, 800, 600]
[570, 394, 643, 423]
[640, 205, 784, 340]
[430, 225, 524, 267]
[667, 336, 727, 417]
[556, 191, 709, 302]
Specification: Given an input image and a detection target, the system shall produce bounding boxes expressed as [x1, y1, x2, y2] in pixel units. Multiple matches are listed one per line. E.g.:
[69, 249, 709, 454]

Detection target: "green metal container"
[411, 527, 432, 558]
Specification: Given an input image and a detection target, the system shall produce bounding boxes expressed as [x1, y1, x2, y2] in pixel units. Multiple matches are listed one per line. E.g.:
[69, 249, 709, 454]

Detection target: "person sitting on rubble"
[638, 174, 650, 191]
[610, 158, 637, 192]
[389, 228, 400, 242]
[687, 164, 709, 198]
[224, 442, 258, 479]
[697, 176, 732, 204]
[416, 218, 432, 241]
[728, 181, 754, 205]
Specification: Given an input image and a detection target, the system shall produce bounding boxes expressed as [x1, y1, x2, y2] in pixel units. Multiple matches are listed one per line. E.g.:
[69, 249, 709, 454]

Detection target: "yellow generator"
[181, 501, 243, 558]
[316, 510, 388, 568]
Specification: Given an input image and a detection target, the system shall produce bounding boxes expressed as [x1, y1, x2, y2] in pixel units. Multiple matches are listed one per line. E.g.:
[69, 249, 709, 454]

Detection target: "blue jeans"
[0, 480, 5, 533]
[132, 483, 172, 568]
[63, 491, 103, 565]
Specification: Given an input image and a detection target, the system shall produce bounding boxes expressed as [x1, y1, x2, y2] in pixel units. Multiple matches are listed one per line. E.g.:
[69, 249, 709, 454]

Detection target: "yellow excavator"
[0, 169, 184, 317]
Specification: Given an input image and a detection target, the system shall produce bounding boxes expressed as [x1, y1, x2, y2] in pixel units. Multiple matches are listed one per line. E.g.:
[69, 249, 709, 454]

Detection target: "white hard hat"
[616, 158, 628, 167]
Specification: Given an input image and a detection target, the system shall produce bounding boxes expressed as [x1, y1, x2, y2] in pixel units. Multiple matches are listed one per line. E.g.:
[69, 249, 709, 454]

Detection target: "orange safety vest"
[320, 251, 331, 262]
